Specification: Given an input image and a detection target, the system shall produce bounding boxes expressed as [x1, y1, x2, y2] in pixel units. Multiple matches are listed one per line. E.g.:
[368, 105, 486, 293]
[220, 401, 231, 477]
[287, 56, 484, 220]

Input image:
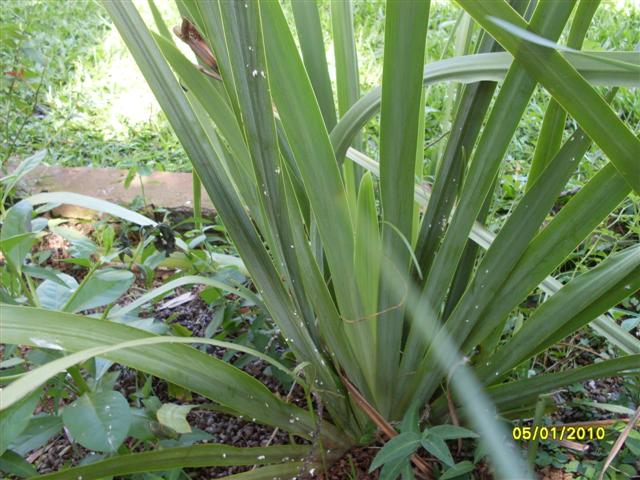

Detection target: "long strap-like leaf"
[331, 50, 638, 163]
[376, 0, 431, 418]
[457, 0, 640, 193]
[1, 332, 301, 410]
[346, 148, 640, 359]
[526, 0, 601, 189]
[103, 2, 347, 436]
[32, 444, 309, 480]
[401, 0, 577, 382]
[292, 0, 337, 130]
[1, 305, 346, 443]
[477, 245, 640, 383]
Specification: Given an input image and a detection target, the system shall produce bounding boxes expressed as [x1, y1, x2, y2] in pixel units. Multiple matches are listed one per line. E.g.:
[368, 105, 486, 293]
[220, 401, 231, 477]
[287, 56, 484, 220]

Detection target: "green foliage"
[369, 419, 479, 479]
[1, 0, 639, 478]
[156, 403, 195, 434]
[62, 390, 132, 452]
[0, 193, 309, 476]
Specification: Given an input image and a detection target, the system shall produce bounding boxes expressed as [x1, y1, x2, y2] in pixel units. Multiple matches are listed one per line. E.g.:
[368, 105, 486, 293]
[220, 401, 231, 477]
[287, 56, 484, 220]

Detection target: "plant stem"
[61, 261, 100, 312]
[3, 63, 48, 164]
[527, 395, 549, 468]
[192, 170, 202, 230]
[20, 273, 40, 307]
[68, 366, 90, 395]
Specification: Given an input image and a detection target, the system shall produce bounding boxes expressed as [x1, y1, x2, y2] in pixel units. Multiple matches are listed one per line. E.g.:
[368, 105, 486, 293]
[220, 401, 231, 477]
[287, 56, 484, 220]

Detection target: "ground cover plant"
[1, 0, 640, 478]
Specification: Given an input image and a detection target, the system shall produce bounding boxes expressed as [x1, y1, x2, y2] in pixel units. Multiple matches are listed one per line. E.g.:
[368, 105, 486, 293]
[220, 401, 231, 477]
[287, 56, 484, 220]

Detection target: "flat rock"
[15, 165, 214, 219]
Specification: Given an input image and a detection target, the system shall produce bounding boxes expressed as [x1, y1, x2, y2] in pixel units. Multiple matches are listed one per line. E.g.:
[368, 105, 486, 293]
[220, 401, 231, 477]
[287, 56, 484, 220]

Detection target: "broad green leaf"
[1, 150, 46, 203]
[369, 432, 421, 472]
[379, 456, 411, 480]
[399, 401, 422, 435]
[50, 225, 97, 259]
[441, 461, 475, 480]
[0, 388, 40, 455]
[22, 265, 69, 287]
[127, 407, 157, 441]
[10, 414, 62, 456]
[0, 450, 37, 478]
[0, 200, 34, 274]
[35, 273, 77, 311]
[401, 461, 416, 480]
[0, 232, 36, 256]
[64, 269, 135, 313]
[428, 425, 478, 440]
[34, 269, 135, 314]
[33, 444, 309, 480]
[62, 390, 132, 452]
[26, 192, 156, 227]
[421, 435, 454, 466]
[156, 403, 195, 434]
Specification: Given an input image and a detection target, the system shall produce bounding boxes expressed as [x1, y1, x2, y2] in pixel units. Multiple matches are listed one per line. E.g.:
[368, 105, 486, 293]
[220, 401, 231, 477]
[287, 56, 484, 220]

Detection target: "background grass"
[2, 1, 638, 172]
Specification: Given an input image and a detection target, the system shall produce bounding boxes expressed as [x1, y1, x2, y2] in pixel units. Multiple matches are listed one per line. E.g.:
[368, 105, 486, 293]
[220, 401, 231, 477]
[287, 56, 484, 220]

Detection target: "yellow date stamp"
[512, 425, 606, 441]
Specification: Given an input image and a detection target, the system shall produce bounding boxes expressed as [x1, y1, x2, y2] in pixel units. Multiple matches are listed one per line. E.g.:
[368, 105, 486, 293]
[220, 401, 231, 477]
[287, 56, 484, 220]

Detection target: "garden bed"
[3, 224, 635, 480]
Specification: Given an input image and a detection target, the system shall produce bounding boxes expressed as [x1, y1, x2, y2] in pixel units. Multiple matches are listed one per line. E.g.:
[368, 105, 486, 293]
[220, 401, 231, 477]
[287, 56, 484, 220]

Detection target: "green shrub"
[2, 0, 639, 478]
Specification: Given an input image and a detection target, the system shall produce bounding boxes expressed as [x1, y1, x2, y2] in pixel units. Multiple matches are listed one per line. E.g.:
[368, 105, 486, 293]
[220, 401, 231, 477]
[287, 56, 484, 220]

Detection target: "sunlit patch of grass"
[3, 0, 190, 172]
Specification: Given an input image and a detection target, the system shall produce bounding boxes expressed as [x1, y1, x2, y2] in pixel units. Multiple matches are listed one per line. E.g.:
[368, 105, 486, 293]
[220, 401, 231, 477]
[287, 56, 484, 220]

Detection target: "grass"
[3, 0, 637, 177]
[2, 0, 189, 172]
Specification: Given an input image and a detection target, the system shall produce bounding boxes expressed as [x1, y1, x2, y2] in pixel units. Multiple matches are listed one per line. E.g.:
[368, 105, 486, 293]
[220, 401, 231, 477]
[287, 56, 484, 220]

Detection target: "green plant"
[2, 0, 639, 478]
[0, 193, 289, 476]
[369, 403, 478, 479]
